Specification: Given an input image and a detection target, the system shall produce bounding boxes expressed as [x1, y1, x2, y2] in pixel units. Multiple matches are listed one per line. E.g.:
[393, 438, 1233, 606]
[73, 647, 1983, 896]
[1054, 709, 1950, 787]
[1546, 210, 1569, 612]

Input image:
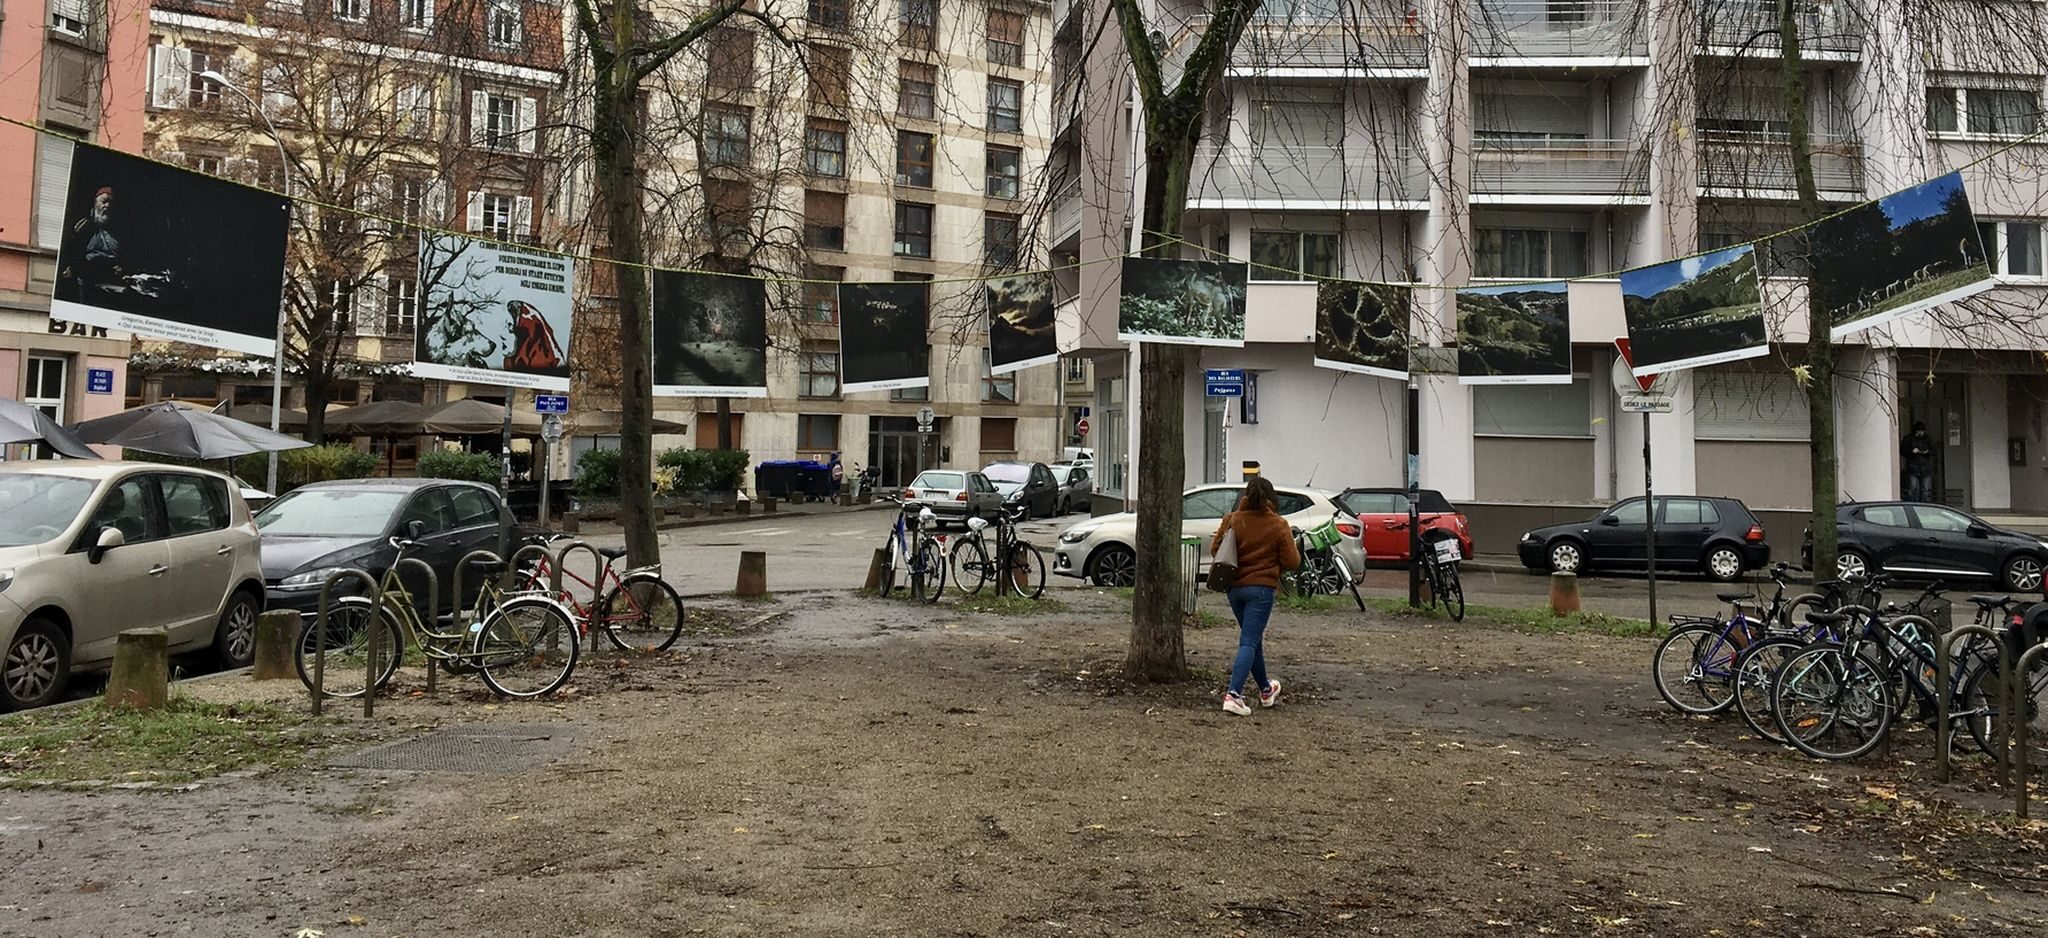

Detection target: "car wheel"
[1057, 497, 1069, 516]
[2, 618, 70, 711]
[1704, 545, 1745, 583]
[1090, 545, 1137, 588]
[1018, 501, 1033, 522]
[2004, 554, 2045, 592]
[213, 589, 261, 668]
[1836, 549, 1870, 582]
[1547, 540, 1584, 575]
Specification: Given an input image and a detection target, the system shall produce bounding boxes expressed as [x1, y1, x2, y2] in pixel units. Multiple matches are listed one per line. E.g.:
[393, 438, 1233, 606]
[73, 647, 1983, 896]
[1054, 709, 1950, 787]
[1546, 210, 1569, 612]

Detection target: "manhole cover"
[331, 723, 587, 773]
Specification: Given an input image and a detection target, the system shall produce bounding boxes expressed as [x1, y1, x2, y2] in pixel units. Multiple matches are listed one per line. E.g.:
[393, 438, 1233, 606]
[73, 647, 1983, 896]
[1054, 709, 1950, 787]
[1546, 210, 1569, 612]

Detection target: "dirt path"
[4, 592, 2044, 937]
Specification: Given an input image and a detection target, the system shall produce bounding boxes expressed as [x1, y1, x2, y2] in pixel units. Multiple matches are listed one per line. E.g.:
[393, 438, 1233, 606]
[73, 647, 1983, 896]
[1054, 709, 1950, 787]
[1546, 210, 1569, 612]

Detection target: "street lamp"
[199, 69, 293, 497]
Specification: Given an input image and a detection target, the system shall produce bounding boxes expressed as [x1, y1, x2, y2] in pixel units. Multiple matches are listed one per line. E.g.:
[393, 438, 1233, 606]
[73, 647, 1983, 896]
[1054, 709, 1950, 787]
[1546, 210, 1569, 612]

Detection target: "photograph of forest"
[1313, 281, 1411, 379]
[1618, 244, 1767, 373]
[1118, 257, 1248, 346]
[1456, 281, 1572, 384]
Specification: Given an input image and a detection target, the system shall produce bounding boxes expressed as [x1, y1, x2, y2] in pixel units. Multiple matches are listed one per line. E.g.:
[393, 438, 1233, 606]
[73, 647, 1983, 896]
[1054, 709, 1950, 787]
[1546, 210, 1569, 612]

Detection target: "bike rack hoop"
[2013, 643, 2048, 820]
[451, 549, 508, 633]
[312, 568, 385, 716]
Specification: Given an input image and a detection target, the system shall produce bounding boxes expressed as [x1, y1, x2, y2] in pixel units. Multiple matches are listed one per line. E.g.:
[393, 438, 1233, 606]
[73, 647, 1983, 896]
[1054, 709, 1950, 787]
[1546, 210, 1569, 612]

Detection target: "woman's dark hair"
[1239, 476, 1279, 514]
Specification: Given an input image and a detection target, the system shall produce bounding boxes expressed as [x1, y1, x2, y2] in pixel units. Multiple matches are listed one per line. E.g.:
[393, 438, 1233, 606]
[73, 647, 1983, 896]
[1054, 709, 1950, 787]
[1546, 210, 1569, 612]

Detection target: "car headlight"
[1520, 531, 1534, 542]
[1059, 524, 1101, 544]
[279, 567, 350, 591]
[0, 569, 12, 595]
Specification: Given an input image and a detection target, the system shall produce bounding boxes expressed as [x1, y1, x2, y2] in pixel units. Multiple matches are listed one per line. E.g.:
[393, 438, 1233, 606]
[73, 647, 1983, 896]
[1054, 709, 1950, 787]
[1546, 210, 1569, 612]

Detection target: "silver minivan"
[0, 462, 263, 709]
[904, 469, 1003, 527]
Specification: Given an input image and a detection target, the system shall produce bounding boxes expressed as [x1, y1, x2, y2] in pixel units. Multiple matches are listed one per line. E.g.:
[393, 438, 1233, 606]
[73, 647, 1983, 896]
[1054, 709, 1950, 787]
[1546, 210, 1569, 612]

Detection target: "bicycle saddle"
[1969, 594, 2014, 608]
[468, 557, 509, 571]
[967, 517, 989, 532]
[1716, 591, 1751, 604]
[1804, 611, 1851, 627]
[598, 546, 629, 560]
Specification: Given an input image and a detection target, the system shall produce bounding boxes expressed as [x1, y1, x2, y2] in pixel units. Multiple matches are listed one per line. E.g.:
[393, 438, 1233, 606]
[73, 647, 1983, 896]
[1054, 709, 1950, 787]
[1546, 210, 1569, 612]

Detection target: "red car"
[1336, 488, 1474, 563]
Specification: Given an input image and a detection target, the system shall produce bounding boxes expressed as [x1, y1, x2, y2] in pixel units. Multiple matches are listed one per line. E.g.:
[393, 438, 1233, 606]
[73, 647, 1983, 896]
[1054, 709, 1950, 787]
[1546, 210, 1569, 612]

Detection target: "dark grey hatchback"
[1517, 495, 1770, 582]
[257, 479, 512, 616]
[1805, 501, 2048, 592]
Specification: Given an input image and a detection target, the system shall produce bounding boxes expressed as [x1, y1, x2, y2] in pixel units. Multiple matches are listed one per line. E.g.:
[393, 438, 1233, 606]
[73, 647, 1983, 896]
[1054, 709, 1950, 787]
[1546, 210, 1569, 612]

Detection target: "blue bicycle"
[877, 496, 946, 604]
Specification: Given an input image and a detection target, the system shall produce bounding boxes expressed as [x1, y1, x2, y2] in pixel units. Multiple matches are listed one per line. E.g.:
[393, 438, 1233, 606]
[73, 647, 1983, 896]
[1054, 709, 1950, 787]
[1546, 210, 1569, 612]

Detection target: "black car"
[1805, 501, 2047, 591]
[982, 460, 1060, 519]
[256, 479, 513, 616]
[1517, 495, 1769, 582]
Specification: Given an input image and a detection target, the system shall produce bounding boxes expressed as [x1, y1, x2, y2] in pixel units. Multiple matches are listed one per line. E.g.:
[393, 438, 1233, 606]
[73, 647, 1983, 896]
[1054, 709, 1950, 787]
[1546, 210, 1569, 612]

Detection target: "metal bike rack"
[450, 549, 507, 634]
[507, 542, 555, 591]
[393, 558, 440, 698]
[1934, 623, 2012, 784]
[312, 568, 384, 717]
[550, 539, 605, 651]
[1179, 537, 1200, 611]
[2014, 643, 2048, 819]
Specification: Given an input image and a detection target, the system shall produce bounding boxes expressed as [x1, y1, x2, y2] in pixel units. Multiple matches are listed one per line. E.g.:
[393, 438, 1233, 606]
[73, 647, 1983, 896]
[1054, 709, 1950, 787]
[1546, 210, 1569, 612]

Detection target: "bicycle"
[1656, 566, 1871, 726]
[1723, 564, 1854, 741]
[1418, 528, 1464, 622]
[294, 528, 581, 700]
[950, 506, 1046, 599]
[517, 534, 686, 653]
[877, 496, 947, 603]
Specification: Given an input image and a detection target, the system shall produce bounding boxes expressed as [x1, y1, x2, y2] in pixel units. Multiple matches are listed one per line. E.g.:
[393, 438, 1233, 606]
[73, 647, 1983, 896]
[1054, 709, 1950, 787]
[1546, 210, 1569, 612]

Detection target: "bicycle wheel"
[1005, 541, 1047, 599]
[294, 597, 404, 699]
[474, 597, 581, 698]
[950, 537, 992, 596]
[1773, 643, 1896, 761]
[875, 535, 899, 598]
[1441, 564, 1465, 622]
[1959, 658, 2047, 757]
[598, 575, 685, 653]
[911, 537, 947, 605]
[1652, 624, 1740, 714]
[1732, 636, 1806, 744]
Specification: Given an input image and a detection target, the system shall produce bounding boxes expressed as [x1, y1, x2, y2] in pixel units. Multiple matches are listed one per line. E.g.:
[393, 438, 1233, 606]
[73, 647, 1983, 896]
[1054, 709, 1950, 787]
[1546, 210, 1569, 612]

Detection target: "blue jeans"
[1227, 586, 1275, 697]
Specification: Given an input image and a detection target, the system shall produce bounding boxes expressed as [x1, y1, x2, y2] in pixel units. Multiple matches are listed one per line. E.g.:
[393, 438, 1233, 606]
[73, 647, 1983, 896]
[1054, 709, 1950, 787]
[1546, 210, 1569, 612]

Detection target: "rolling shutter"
[34, 134, 74, 250]
[1694, 372, 1810, 440]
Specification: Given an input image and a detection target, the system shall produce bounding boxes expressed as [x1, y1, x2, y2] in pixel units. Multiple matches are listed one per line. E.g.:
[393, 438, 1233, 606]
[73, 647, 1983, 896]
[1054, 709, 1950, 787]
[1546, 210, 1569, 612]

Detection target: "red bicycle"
[516, 536, 686, 653]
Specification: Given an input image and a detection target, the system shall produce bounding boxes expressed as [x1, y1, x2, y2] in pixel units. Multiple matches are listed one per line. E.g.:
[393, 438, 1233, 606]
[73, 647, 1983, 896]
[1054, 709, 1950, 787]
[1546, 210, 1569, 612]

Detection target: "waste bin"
[794, 460, 832, 501]
[753, 461, 801, 500]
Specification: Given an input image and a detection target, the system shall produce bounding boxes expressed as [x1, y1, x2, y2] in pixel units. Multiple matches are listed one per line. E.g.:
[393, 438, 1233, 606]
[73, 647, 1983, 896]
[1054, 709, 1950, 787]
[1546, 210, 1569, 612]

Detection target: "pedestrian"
[829, 452, 844, 501]
[1210, 475, 1300, 716]
[1902, 421, 1935, 502]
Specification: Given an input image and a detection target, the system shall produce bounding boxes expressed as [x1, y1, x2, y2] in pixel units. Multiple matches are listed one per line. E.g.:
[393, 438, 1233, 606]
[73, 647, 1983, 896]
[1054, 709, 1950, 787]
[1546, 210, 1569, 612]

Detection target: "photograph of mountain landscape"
[1618, 244, 1767, 374]
[1456, 281, 1572, 384]
[1811, 171, 1993, 339]
[1313, 281, 1411, 379]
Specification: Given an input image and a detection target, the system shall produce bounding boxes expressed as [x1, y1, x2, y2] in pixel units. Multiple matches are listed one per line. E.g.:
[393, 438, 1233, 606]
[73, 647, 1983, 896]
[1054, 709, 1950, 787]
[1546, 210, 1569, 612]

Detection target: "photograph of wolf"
[1811, 172, 1993, 339]
[1117, 257, 1248, 347]
[1618, 244, 1767, 375]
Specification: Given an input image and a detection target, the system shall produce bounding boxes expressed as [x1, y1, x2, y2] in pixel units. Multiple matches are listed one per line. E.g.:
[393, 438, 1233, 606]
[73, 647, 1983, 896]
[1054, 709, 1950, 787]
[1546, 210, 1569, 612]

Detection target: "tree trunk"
[592, 35, 659, 567]
[304, 373, 329, 446]
[1779, 1, 1838, 577]
[716, 396, 733, 450]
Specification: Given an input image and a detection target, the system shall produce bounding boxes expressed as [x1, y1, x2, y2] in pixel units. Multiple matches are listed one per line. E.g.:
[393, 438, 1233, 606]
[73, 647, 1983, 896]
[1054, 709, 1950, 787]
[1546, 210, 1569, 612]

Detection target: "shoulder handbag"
[1207, 516, 1240, 593]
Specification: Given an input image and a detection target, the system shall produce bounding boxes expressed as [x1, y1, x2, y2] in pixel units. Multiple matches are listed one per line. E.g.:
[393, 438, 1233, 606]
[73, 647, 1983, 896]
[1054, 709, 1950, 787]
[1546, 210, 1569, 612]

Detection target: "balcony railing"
[1698, 131, 1865, 195]
[1701, 0, 1861, 55]
[1167, 10, 1428, 86]
[1473, 0, 1648, 58]
[1471, 137, 1650, 197]
[1189, 144, 1423, 206]
[1052, 178, 1081, 246]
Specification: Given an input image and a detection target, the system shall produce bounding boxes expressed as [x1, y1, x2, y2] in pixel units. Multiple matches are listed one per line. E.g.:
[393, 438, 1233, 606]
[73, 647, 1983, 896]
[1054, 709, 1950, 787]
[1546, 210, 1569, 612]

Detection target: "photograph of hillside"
[1811, 172, 1993, 339]
[1619, 244, 1767, 374]
[1456, 281, 1572, 384]
[1314, 281, 1412, 379]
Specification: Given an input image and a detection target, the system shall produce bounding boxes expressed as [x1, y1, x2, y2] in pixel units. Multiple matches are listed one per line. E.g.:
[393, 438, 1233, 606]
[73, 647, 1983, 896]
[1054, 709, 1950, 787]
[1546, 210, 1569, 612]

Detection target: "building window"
[401, 0, 433, 31]
[1474, 227, 1589, 279]
[692, 416, 744, 450]
[1473, 381, 1592, 437]
[704, 103, 751, 165]
[805, 118, 847, 176]
[191, 154, 224, 176]
[477, 192, 516, 236]
[800, 347, 840, 398]
[986, 145, 1022, 199]
[399, 177, 431, 224]
[896, 130, 934, 187]
[1252, 91, 1343, 148]
[395, 79, 437, 132]
[708, 27, 754, 92]
[804, 190, 846, 251]
[706, 179, 750, 243]
[984, 212, 1021, 267]
[898, 61, 936, 119]
[326, 279, 358, 334]
[1695, 373, 1809, 440]
[987, 9, 1025, 66]
[1980, 220, 2045, 277]
[488, 1, 523, 49]
[23, 356, 68, 448]
[900, 0, 937, 50]
[484, 94, 519, 150]
[804, 265, 843, 322]
[981, 416, 1018, 453]
[386, 274, 418, 334]
[1927, 83, 2041, 137]
[50, 0, 89, 37]
[809, 0, 848, 28]
[333, 0, 367, 22]
[894, 201, 934, 258]
[982, 349, 1017, 403]
[1064, 356, 1087, 382]
[1249, 231, 1339, 281]
[988, 78, 1023, 133]
[798, 414, 840, 451]
[187, 51, 223, 108]
[808, 43, 850, 108]
[891, 385, 930, 402]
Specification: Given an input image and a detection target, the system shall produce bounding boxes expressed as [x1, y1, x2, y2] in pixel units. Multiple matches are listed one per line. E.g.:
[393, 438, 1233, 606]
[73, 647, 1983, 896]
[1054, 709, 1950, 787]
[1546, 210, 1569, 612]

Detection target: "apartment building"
[1063, 0, 2048, 533]
[0, 0, 149, 458]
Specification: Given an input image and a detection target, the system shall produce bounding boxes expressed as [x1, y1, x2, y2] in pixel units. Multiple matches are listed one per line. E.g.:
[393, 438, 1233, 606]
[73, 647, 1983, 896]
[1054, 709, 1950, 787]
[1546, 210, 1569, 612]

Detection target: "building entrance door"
[868, 417, 932, 489]
[1903, 376, 1971, 508]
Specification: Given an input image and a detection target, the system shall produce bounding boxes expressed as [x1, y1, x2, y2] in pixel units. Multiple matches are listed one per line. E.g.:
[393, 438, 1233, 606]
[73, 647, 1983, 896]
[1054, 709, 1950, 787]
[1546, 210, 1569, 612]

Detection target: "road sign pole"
[1407, 378, 1421, 608]
[1645, 410, 1657, 629]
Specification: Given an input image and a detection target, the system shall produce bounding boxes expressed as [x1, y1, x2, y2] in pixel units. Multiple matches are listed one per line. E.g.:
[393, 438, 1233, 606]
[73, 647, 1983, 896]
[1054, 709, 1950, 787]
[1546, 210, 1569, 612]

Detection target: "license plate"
[1434, 541, 1462, 563]
[923, 490, 949, 499]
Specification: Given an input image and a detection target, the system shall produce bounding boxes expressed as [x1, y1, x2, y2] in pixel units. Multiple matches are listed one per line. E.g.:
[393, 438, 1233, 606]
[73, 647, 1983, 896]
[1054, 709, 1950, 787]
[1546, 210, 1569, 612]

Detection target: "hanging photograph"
[1117, 257, 1248, 347]
[839, 281, 931, 393]
[1313, 281, 1412, 380]
[1618, 244, 1768, 375]
[651, 270, 769, 398]
[50, 141, 290, 356]
[414, 233, 575, 390]
[987, 274, 1057, 375]
[1812, 172, 1993, 339]
[1456, 281, 1572, 385]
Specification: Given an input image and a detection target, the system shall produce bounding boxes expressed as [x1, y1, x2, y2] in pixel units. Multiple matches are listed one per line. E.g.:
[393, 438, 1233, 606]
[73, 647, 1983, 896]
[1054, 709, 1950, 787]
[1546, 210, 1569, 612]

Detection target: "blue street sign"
[1204, 369, 1245, 383]
[534, 394, 569, 414]
[1206, 381, 1244, 398]
[86, 368, 114, 395]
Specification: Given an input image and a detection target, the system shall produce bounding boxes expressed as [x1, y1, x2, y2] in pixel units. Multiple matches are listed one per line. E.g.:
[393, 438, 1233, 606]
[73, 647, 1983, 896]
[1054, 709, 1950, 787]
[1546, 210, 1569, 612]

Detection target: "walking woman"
[1211, 476, 1300, 716]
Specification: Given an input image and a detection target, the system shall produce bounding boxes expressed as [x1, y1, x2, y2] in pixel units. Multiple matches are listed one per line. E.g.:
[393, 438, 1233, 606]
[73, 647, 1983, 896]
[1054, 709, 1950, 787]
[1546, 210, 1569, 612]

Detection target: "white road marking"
[828, 530, 867, 537]
[744, 528, 791, 537]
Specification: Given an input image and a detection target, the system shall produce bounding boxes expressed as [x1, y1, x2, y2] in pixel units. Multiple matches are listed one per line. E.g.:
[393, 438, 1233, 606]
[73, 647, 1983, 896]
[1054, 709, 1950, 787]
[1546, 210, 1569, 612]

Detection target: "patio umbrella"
[574, 411, 692, 434]
[73, 401, 313, 460]
[421, 398, 543, 436]
[0, 397, 100, 459]
[324, 399, 431, 435]
[214, 402, 309, 431]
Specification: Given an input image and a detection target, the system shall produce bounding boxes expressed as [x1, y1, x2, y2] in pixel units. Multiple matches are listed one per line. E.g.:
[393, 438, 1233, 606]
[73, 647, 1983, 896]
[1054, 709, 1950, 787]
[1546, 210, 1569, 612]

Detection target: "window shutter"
[465, 191, 485, 232]
[514, 195, 534, 236]
[52, 0, 87, 22]
[151, 45, 190, 110]
[354, 279, 381, 333]
[421, 0, 435, 29]
[425, 179, 448, 223]
[1694, 373, 1811, 440]
[34, 134, 74, 250]
[260, 62, 291, 118]
[469, 90, 487, 145]
[518, 97, 538, 153]
[353, 187, 374, 233]
[372, 173, 394, 219]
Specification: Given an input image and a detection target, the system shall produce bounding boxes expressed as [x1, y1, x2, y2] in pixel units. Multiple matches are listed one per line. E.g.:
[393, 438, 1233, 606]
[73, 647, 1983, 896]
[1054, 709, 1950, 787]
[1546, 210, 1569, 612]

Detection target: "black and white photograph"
[50, 141, 290, 356]
[839, 281, 931, 393]
[414, 233, 575, 391]
[1117, 257, 1248, 347]
[1313, 281, 1412, 379]
[987, 274, 1058, 375]
[1456, 281, 1573, 385]
[652, 270, 769, 397]
[1812, 172, 1993, 339]
[1618, 245, 1768, 375]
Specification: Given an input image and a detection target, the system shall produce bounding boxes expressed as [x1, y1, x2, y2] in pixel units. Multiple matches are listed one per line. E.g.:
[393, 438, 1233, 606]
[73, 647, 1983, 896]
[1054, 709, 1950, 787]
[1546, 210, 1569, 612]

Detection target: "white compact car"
[0, 462, 264, 710]
[1052, 483, 1367, 587]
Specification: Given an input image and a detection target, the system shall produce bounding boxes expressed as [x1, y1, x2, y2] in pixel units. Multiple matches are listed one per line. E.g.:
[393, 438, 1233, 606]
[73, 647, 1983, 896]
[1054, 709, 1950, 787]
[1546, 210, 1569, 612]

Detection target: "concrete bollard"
[682, 503, 699, 519]
[736, 550, 769, 597]
[1549, 572, 1582, 617]
[736, 499, 753, 517]
[839, 492, 854, 507]
[251, 610, 300, 681]
[864, 548, 889, 592]
[105, 628, 169, 710]
[763, 495, 778, 513]
[561, 511, 581, 535]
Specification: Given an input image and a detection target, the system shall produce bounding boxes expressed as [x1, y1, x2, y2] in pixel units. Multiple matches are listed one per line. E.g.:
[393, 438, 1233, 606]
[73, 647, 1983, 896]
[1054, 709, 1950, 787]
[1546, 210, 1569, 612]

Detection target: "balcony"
[1188, 144, 1424, 209]
[1471, 137, 1650, 200]
[1701, 0, 1861, 57]
[1052, 178, 1081, 248]
[1167, 10, 1428, 85]
[1698, 132, 1865, 197]
[1472, 0, 1648, 60]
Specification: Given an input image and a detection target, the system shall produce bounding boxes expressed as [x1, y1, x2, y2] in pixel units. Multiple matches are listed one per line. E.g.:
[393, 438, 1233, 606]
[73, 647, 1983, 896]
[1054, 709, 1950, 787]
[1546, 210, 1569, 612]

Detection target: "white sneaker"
[1259, 679, 1281, 708]
[1221, 693, 1252, 716]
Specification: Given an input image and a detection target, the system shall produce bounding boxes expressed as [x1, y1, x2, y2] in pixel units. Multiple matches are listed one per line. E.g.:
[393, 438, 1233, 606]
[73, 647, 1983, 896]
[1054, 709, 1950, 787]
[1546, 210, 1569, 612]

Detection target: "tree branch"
[628, 0, 750, 86]
[1107, 0, 1164, 107]
[1173, 0, 1263, 106]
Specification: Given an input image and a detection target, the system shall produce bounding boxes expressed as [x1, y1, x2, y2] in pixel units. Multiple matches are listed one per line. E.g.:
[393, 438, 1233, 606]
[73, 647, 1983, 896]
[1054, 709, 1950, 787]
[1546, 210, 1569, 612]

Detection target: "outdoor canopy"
[72, 401, 312, 460]
[324, 399, 432, 435]
[215, 401, 308, 431]
[0, 397, 100, 459]
[420, 398, 543, 436]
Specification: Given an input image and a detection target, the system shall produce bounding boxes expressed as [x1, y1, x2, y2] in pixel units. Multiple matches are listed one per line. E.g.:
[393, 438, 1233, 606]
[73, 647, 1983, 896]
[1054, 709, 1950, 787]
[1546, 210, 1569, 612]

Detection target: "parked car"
[1053, 483, 1366, 587]
[1051, 462, 1094, 514]
[1336, 487, 1473, 563]
[1517, 495, 1769, 582]
[257, 479, 511, 619]
[983, 461, 1060, 519]
[1803, 501, 2048, 591]
[0, 462, 263, 710]
[902, 469, 1002, 527]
